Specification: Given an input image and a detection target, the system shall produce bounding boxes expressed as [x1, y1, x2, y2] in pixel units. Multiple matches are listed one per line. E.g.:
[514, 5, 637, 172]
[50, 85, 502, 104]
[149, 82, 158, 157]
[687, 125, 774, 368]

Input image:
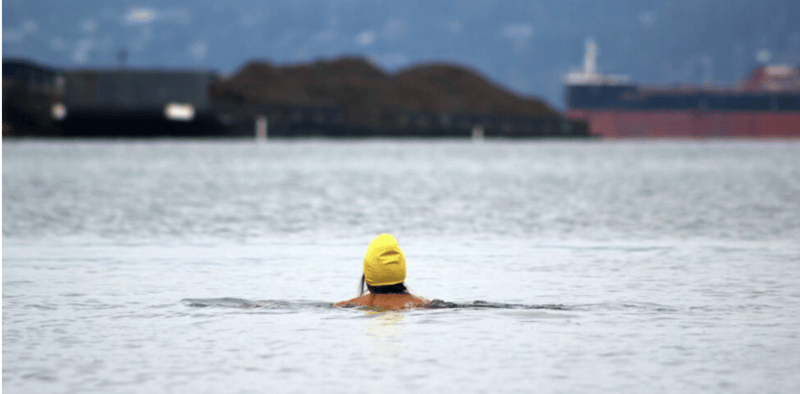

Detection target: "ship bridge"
[565, 38, 632, 86]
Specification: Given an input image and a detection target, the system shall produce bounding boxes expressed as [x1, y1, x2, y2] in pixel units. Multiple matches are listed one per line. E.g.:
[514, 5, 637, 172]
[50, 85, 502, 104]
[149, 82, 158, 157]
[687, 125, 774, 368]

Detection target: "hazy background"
[4, 0, 800, 108]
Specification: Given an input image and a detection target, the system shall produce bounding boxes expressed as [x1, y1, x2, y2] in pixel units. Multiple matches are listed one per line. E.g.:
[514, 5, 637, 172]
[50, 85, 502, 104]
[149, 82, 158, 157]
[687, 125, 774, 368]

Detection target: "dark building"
[59, 68, 228, 137]
[3, 58, 64, 136]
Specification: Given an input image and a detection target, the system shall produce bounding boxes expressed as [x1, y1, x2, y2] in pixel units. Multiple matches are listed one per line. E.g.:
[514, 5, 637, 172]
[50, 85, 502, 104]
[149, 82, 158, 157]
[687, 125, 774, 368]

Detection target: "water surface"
[4, 140, 800, 393]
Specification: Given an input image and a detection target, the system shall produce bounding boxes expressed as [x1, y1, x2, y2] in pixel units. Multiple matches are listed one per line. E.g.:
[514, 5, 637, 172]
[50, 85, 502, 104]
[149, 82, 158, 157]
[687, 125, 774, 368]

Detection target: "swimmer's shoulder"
[406, 294, 431, 308]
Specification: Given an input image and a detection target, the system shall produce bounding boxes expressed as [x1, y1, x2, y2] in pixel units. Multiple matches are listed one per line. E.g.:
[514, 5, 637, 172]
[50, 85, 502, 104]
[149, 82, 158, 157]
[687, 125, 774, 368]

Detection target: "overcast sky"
[4, 0, 798, 107]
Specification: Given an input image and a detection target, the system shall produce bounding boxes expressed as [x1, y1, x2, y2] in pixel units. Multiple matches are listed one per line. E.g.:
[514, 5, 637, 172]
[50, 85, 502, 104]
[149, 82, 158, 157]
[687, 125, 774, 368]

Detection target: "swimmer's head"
[363, 234, 406, 287]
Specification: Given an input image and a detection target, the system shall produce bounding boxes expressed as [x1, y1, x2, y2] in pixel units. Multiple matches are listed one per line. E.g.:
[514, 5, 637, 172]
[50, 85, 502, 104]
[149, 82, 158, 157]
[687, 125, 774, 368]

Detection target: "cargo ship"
[565, 40, 800, 138]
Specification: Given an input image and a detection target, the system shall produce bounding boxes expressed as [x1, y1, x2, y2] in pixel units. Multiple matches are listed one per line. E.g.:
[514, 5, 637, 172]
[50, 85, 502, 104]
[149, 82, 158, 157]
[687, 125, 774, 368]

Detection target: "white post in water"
[471, 124, 484, 142]
[255, 115, 268, 142]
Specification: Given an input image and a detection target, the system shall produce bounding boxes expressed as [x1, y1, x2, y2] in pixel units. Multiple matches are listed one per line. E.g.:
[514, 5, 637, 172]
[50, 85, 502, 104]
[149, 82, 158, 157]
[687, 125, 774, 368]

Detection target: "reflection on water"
[364, 312, 406, 361]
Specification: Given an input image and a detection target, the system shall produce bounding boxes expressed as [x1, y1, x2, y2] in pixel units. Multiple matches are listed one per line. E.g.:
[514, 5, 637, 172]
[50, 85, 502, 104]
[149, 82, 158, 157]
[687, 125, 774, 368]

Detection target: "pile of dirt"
[211, 56, 559, 127]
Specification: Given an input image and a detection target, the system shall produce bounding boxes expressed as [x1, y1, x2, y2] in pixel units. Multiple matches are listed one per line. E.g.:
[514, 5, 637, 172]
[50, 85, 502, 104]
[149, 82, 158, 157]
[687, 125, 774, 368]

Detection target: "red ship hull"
[566, 109, 800, 138]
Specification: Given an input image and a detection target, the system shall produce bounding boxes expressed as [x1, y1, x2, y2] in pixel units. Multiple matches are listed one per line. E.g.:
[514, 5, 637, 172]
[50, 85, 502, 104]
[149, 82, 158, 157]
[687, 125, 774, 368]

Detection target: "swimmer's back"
[335, 293, 429, 310]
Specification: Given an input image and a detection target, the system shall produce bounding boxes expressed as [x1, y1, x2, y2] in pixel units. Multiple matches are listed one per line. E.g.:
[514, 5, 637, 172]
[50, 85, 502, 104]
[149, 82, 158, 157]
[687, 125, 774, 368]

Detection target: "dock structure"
[3, 58, 590, 139]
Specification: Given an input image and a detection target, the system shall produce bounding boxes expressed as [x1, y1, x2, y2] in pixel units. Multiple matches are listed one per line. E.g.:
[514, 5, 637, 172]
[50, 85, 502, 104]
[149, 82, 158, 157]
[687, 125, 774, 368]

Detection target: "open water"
[3, 140, 800, 394]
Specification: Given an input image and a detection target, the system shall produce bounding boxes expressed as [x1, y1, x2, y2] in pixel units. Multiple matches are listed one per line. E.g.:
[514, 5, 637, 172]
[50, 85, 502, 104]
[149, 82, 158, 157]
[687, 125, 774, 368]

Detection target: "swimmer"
[335, 234, 429, 310]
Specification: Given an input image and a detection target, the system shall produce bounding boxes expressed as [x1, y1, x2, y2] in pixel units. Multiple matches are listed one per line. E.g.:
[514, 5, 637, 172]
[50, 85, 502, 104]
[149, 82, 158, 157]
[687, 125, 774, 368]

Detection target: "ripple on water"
[180, 297, 573, 313]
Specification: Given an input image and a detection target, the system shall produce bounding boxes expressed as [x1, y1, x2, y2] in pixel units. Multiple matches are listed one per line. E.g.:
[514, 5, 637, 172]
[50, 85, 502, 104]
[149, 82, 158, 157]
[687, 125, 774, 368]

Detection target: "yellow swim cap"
[363, 234, 406, 286]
